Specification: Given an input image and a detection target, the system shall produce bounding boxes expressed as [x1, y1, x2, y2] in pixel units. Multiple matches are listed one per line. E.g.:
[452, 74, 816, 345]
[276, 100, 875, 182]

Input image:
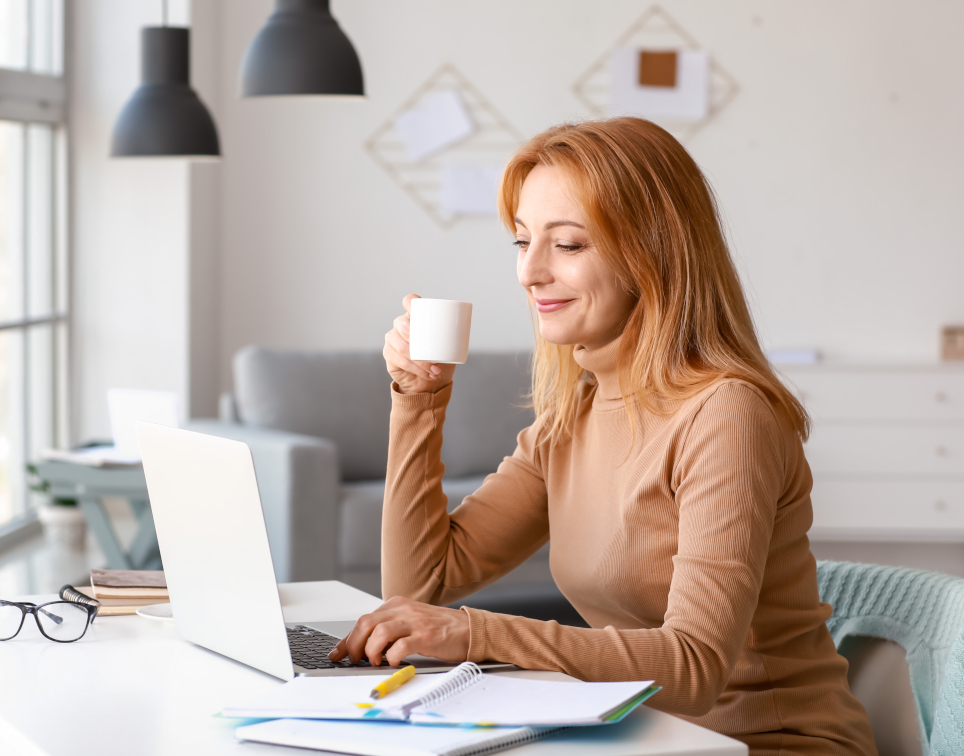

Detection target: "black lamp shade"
[240, 0, 364, 97]
[111, 27, 221, 157]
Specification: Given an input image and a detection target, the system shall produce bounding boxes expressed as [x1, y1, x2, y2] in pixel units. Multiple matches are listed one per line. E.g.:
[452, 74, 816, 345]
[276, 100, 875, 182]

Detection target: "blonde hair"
[498, 118, 810, 441]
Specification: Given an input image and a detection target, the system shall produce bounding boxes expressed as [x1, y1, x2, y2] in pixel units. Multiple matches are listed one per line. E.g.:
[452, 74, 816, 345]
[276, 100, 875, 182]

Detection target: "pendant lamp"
[240, 0, 364, 97]
[111, 26, 221, 157]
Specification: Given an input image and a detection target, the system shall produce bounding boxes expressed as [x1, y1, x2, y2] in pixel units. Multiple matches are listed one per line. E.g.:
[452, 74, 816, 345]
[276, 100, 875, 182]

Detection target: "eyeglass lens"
[0, 603, 25, 640]
[35, 602, 90, 642]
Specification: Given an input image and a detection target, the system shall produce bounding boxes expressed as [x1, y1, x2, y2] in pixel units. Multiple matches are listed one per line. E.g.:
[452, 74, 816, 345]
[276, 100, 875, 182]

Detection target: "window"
[0, 0, 67, 536]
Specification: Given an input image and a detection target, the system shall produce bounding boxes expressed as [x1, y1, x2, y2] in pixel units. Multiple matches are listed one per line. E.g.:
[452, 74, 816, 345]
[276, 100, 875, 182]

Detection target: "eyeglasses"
[0, 598, 98, 643]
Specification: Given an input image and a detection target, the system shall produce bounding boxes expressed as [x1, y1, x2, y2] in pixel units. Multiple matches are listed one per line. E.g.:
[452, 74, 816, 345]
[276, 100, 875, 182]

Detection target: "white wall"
[70, 0, 964, 436]
[214, 0, 964, 383]
[69, 0, 220, 438]
[69, 1, 191, 439]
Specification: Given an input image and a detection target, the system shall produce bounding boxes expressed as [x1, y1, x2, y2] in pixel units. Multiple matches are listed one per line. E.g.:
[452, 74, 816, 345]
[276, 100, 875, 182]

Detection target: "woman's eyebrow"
[513, 218, 586, 231]
[544, 220, 585, 231]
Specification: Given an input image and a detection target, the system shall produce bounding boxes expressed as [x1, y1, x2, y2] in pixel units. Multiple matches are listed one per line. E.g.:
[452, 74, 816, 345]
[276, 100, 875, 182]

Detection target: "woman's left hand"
[328, 596, 471, 667]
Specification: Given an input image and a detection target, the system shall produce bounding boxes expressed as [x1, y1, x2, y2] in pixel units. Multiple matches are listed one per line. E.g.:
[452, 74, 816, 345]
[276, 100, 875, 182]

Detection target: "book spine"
[446, 726, 566, 756]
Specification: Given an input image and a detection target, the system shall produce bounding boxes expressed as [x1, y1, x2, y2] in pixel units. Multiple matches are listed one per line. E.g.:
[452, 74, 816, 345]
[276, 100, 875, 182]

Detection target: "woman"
[330, 118, 877, 755]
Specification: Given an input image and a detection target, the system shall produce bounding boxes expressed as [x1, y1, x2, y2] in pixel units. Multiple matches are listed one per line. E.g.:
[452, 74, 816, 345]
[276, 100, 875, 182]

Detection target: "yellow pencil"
[369, 665, 416, 700]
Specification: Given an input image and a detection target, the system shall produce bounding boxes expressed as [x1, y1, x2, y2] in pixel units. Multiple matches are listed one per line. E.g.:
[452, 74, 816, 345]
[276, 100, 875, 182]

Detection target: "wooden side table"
[33, 460, 161, 570]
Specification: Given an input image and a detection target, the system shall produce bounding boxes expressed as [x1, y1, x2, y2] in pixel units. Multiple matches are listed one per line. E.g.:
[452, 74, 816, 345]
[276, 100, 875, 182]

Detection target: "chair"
[817, 560, 964, 756]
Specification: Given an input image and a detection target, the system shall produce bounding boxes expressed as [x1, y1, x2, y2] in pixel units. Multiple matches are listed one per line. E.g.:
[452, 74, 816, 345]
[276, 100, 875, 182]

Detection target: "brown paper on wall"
[942, 326, 964, 360]
[638, 51, 677, 88]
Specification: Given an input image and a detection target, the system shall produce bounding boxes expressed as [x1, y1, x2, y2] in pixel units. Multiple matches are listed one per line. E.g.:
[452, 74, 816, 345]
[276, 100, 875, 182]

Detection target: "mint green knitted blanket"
[817, 560, 964, 756]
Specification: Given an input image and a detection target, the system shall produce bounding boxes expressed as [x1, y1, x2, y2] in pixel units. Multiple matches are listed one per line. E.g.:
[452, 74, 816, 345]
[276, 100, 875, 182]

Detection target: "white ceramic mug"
[409, 298, 473, 364]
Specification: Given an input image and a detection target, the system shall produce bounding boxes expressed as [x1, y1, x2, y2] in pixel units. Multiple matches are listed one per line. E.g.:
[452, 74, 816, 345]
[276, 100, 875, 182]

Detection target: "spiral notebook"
[237, 718, 561, 756]
[223, 662, 659, 727]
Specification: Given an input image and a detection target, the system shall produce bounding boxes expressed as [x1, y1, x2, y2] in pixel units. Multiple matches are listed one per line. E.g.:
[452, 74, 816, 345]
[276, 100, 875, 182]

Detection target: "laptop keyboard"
[287, 625, 392, 670]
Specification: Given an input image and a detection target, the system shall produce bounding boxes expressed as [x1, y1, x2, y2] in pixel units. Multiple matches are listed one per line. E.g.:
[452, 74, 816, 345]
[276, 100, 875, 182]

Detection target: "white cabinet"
[779, 365, 964, 541]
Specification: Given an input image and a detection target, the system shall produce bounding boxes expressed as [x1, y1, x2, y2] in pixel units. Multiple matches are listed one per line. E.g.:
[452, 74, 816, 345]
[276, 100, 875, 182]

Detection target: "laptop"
[42, 388, 180, 466]
[137, 422, 503, 681]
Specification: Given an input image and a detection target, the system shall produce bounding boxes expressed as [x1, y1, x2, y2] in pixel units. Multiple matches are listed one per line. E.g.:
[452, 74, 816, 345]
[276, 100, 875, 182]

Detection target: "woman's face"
[514, 164, 637, 351]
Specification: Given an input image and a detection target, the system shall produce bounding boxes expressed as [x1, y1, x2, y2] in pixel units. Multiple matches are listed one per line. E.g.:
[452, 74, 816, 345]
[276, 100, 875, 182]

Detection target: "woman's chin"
[538, 325, 577, 347]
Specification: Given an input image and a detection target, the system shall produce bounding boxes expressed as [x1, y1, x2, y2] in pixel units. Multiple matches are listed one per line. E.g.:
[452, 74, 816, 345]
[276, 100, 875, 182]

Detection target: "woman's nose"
[517, 242, 552, 288]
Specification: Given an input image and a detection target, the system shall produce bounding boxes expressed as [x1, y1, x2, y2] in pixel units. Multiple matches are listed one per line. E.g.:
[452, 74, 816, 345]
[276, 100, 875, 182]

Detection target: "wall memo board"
[572, 5, 739, 142]
[365, 64, 524, 229]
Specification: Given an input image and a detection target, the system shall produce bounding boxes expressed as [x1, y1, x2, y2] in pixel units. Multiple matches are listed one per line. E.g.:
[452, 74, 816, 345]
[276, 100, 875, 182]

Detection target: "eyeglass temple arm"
[59, 585, 100, 621]
[59, 585, 99, 607]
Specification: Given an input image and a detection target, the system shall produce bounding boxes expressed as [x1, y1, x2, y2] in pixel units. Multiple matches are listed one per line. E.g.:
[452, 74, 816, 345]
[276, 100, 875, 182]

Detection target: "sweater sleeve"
[461, 383, 786, 718]
[381, 382, 550, 606]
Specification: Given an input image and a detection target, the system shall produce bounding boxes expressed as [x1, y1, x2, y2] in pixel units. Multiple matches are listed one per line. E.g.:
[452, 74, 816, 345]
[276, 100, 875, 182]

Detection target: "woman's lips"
[534, 298, 575, 313]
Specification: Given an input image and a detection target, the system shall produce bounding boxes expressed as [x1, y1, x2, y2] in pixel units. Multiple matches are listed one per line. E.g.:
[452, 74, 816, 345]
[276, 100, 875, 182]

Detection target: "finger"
[329, 637, 347, 661]
[365, 619, 408, 667]
[392, 314, 411, 339]
[384, 343, 434, 385]
[384, 329, 413, 362]
[385, 334, 435, 381]
[343, 613, 381, 663]
[386, 637, 415, 668]
[402, 293, 421, 314]
[387, 333, 443, 379]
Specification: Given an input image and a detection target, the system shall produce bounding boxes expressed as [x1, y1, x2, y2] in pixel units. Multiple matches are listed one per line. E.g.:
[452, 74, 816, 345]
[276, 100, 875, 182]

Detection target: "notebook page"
[222, 673, 446, 720]
[236, 718, 556, 756]
[409, 675, 655, 726]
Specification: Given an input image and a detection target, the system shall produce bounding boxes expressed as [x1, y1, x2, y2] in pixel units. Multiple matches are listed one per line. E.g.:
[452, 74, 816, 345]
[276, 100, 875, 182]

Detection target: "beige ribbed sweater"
[382, 337, 877, 756]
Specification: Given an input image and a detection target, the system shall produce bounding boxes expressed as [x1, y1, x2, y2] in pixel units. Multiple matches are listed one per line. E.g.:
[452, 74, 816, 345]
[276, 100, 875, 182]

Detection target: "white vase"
[38, 504, 87, 551]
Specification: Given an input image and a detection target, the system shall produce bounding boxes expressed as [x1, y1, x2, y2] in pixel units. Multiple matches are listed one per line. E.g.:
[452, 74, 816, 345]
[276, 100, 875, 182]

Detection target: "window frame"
[0, 3, 68, 551]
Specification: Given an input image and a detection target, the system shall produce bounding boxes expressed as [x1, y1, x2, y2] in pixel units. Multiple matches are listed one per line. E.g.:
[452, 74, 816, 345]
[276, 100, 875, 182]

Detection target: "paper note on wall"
[610, 47, 708, 121]
[440, 163, 501, 216]
[394, 90, 475, 162]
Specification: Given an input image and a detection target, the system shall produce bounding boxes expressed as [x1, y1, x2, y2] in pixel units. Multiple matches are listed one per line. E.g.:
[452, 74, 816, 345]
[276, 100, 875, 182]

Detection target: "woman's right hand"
[383, 294, 456, 394]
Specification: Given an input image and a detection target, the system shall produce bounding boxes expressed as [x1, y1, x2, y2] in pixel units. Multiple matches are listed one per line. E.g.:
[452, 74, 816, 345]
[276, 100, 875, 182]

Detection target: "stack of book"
[76, 568, 168, 616]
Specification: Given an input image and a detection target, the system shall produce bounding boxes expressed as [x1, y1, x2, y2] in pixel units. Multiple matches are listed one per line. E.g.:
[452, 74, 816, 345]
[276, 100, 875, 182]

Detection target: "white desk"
[0, 581, 745, 756]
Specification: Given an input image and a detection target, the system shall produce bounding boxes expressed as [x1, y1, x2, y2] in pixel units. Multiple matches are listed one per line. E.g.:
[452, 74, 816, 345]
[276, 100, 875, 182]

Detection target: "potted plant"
[27, 464, 87, 551]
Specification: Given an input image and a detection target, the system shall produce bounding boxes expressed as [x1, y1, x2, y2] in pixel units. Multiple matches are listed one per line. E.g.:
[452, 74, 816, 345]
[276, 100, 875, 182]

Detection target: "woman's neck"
[572, 334, 623, 401]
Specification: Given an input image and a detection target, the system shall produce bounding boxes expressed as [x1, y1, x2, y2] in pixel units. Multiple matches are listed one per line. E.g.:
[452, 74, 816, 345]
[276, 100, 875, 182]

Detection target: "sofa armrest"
[186, 420, 341, 583]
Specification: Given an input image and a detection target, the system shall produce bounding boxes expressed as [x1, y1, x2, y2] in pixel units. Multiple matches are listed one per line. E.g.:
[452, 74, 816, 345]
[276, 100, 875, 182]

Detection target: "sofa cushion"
[441, 352, 533, 478]
[234, 348, 393, 481]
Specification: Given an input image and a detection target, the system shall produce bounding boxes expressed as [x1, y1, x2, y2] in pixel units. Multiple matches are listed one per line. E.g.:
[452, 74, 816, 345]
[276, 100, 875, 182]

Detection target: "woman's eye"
[513, 239, 530, 249]
[557, 243, 584, 253]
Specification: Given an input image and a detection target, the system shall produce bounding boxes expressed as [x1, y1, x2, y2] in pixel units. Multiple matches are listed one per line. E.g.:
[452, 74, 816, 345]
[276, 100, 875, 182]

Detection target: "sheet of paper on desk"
[40, 445, 142, 466]
[407, 676, 657, 726]
[394, 90, 475, 162]
[610, 47, 708, 121]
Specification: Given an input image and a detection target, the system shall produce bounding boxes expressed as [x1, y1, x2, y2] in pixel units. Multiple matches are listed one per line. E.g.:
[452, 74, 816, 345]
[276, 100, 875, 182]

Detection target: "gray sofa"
[192, 347, 557, 607]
